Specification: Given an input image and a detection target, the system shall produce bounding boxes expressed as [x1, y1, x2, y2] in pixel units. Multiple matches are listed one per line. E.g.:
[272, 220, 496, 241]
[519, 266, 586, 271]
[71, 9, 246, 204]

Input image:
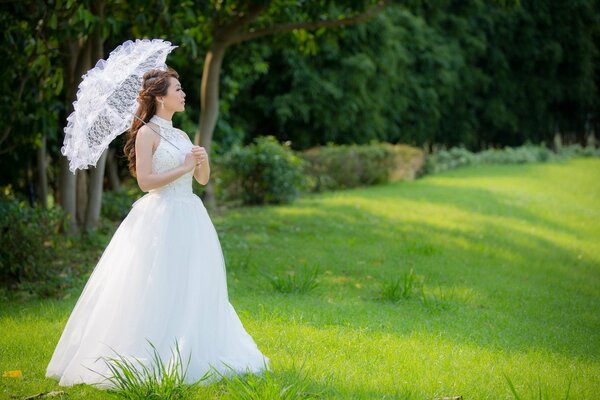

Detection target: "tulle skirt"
[46, 191, 269, 388]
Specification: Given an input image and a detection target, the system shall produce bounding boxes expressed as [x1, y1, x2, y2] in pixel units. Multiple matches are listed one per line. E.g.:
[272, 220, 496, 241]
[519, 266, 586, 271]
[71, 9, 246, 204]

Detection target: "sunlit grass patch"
[504, 373, 573, 400]
[1, 158, 599, 399]
[213, 363, 321, 400]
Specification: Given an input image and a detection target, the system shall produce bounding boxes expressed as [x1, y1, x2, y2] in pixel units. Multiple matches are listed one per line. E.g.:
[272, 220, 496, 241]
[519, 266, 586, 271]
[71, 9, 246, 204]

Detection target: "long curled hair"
[124, 67, 179, 176]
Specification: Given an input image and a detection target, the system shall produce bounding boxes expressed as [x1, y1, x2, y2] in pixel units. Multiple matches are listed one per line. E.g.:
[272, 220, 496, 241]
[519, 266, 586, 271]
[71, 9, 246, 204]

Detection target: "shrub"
[218, 136, 306, 205]
[101, 186, 144, 221]
[301, 142, 424, 192]
[0, 199, 65, 289]
[424, 147, 477, 174]
[422, 143, 588, 174]
[558, 143, 600, 158]
[387, 144, 426, 181]
[478, 144, 555, 164]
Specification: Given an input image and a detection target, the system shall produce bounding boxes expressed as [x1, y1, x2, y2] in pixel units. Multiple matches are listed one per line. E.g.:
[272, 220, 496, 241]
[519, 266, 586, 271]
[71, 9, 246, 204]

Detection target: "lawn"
[1, 158, 599, 399]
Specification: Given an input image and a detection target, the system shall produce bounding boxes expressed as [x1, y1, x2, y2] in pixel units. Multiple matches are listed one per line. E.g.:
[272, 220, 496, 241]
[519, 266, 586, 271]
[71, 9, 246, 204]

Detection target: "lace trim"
[149, 115, 173, 129]
[148, 115, 190, 144]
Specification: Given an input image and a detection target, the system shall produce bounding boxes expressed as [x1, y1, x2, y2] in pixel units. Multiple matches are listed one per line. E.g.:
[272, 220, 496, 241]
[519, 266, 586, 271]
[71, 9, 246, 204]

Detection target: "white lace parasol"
[61, 39, 178, 172]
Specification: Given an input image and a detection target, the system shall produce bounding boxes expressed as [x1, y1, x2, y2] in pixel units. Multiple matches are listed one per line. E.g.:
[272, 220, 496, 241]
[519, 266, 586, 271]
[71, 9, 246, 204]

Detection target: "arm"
[135, 125, 195, 192]
[192, 147, 210, 185]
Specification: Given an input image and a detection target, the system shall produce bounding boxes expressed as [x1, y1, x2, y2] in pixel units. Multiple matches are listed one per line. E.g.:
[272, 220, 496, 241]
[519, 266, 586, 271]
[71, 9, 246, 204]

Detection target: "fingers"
[191, 146, 206, 155]
[190, 146, 207, 167]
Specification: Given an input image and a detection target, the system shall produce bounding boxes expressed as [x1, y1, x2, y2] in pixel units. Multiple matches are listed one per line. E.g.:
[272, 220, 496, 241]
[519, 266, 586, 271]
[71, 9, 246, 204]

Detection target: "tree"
[2, 0, 114, 232]
[189, 1, 388, 206]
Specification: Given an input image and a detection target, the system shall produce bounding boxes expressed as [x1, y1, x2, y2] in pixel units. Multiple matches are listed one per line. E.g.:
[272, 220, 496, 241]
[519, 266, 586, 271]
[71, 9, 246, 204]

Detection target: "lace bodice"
[148, 115, 194, 197]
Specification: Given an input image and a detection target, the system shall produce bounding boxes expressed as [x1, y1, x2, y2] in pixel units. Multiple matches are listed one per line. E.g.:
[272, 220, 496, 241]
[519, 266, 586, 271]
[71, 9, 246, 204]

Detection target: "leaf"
[2, 370, 22, 378]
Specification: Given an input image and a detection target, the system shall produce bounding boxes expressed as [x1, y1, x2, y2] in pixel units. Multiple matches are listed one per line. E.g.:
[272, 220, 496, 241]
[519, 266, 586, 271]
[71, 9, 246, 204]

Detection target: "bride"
[46, 68, 269, 387]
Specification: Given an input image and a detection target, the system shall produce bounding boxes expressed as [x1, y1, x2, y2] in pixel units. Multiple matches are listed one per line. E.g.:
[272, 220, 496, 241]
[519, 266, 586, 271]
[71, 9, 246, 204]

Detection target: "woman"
[46, 68, 269, 387]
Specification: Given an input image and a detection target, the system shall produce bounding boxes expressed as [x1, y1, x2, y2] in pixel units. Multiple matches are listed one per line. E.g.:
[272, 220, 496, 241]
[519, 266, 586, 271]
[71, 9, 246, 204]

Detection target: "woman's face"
[160, 77, 186, 112]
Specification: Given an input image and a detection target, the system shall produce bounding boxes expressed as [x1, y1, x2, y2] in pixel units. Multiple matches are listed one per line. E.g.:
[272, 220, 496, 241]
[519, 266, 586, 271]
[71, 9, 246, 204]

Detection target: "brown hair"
[124, 67, 180, 176]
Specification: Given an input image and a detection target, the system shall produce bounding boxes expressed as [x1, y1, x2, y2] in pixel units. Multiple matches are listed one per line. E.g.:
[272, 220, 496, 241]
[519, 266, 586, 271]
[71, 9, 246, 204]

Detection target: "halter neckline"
[149, 114, 173, 129]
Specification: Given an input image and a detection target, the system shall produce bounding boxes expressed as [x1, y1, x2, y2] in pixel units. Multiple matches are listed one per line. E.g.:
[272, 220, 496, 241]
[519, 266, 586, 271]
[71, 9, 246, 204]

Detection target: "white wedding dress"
[46, 115, 269, 388]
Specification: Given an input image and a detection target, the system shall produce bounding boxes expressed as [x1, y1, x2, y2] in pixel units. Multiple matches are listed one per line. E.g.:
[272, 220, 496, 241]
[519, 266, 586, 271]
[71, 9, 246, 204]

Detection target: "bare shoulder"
[136, 123, 160, 145]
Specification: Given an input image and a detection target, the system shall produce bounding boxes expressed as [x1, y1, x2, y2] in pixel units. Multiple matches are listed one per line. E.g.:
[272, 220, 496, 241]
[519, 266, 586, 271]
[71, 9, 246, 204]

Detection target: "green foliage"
[216, 140, 422, 203]
[268, 266, 320, 294]
[423, 144, 600, 174]
[558, 144, 600, 158]
[301, 142, 424, 192]
[228, 3, 599, 150]
[301, 143, 394, 192]
[218, 136, 307, 205]
[101, 186, 144, 222]
[3, 0, 599, 203]
[0, 199, 65, 290]
[95, 340, 209, 399]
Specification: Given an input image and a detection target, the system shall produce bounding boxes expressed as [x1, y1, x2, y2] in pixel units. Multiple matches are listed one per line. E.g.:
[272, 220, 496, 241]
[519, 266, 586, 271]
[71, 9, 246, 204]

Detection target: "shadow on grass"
[2, 162, 598, 399]
[216, 164, 600, 364]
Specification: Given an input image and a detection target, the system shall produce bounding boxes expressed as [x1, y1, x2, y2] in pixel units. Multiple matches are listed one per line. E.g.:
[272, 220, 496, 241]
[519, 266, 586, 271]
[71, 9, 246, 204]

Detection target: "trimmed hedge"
[300, 143, 425, 192]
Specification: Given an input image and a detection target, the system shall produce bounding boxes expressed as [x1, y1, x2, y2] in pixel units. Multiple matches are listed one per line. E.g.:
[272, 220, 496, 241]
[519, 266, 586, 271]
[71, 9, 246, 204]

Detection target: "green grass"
[1, 158, 599, 399]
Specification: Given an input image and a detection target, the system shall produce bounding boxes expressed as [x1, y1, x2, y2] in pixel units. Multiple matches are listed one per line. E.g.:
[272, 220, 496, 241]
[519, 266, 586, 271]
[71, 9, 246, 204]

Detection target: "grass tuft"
[268, 265, 320, 294]
[213, 363, 320, 400]
[504, 373, 573, 400]
[376, 268, 424, 303]
[91, 339, 210, 399]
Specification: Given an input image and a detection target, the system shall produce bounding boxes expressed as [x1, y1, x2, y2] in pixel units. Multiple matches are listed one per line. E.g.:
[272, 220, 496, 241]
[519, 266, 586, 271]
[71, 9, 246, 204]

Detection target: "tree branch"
[227, 1, 387, 46]
[213, 3, 270, 43]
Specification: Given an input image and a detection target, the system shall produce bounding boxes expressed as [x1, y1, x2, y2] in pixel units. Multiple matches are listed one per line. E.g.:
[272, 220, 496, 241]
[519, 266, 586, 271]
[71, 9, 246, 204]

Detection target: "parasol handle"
[132, 114, 182, 151]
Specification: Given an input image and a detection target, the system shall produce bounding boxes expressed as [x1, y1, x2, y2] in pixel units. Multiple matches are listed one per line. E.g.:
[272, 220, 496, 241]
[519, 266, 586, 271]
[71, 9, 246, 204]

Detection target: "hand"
[183, 152, 197, 172]
[191, 146, 208, 167]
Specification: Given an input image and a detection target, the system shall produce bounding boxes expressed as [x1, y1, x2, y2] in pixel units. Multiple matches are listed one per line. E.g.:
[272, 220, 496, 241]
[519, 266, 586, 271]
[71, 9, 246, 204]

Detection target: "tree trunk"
[106, 147, 121, 191]
[36, 133, 48, 208]
[84, 149, 107, 231]
[58, 37, 82, 234]
[195, 42, 227, 210]
[586, 132, 596, 148]
[76, 170, 88, 226]
[553, 132, 562, 153]
[59, 157, 78, 234]
[81, 0, 106, 232]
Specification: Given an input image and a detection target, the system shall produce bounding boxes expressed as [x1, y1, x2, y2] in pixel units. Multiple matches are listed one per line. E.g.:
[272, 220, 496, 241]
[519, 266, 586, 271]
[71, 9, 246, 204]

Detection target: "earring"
[160, 100, 165, 110]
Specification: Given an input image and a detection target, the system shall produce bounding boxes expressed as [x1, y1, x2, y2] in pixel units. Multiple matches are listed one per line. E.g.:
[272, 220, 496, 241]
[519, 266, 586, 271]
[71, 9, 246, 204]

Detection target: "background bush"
[0, 199, 65, 291]
[101, 185, 144, 222]
[300, 143, 424, 192]
[216, 136, 307, 205]
[424, 144, 600, 174]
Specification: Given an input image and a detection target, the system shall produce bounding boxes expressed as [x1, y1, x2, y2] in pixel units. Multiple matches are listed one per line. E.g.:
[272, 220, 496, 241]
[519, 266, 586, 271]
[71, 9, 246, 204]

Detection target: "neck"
[154, 109, 175, 121]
